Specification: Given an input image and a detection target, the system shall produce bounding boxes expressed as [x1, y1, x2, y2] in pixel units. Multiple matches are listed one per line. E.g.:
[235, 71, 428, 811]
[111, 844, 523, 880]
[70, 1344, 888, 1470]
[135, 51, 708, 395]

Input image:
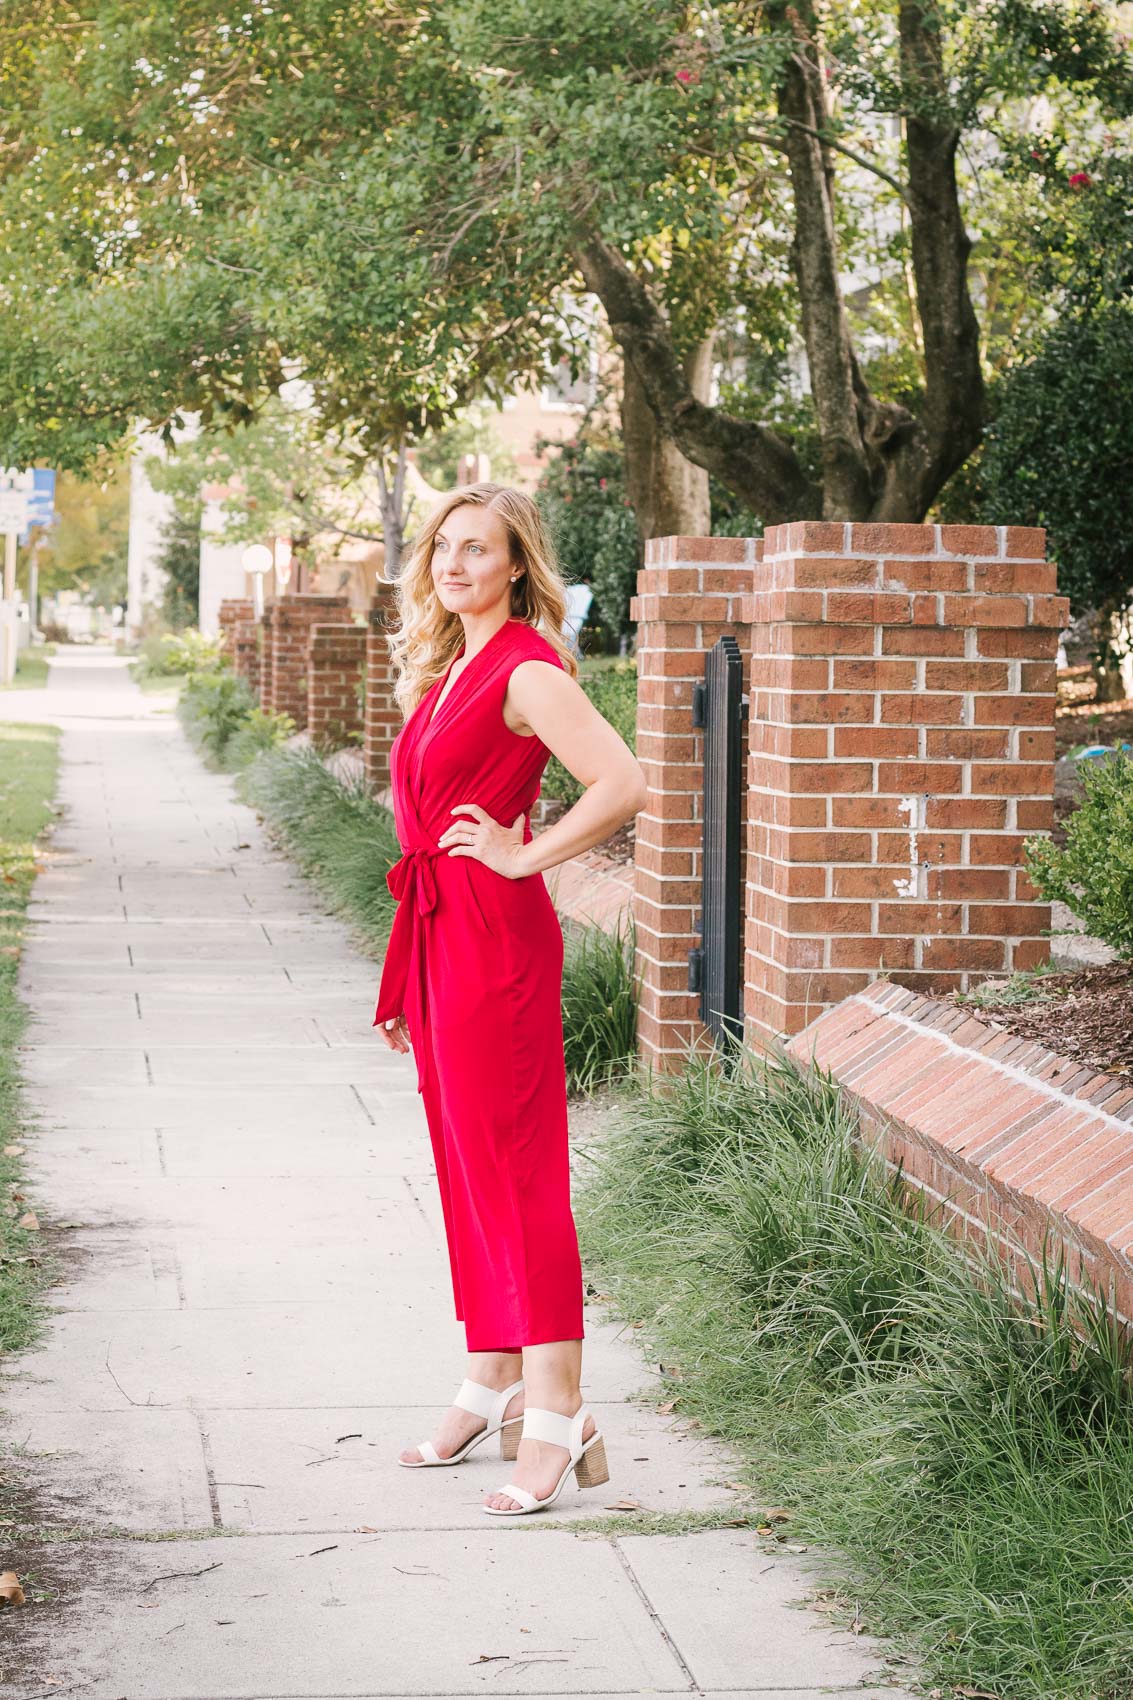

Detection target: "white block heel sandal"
[398, 1377, 525, 1468]
[481, 1404, 609, 1516]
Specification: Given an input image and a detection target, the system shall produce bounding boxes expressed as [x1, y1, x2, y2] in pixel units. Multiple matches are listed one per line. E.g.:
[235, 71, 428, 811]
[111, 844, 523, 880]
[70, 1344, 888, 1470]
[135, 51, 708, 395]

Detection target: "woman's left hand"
[439, 804, 529, 879]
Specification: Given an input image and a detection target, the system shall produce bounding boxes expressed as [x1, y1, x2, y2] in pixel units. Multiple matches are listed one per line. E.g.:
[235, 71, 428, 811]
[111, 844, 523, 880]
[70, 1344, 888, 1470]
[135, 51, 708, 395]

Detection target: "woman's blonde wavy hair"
[384, 481, 579, 720]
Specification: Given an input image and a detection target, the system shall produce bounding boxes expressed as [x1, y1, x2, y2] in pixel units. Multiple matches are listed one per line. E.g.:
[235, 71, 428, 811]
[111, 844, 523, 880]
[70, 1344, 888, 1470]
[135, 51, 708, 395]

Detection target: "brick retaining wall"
[787, 981, 1133, 1323]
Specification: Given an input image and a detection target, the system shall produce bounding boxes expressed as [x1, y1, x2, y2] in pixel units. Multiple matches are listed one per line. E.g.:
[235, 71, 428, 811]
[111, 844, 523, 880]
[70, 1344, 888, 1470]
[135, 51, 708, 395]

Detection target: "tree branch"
[573, 228, 819, 524]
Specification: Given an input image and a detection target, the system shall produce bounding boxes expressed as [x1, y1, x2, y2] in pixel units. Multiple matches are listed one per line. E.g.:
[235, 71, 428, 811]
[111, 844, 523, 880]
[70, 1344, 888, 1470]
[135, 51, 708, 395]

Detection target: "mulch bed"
[944, 963, 1133, 1079]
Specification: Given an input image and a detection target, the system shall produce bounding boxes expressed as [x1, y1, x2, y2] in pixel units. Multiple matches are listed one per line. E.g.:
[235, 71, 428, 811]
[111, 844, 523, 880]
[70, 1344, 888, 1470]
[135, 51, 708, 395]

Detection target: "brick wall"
[789, 982, 1133, 1329]
[363, 582, 401, 791]
[231, 619, 260, 696]
[307, 622, 366, 751]
[629, 523, 1066, 1075]
[743, 522, 1066, 1043]
[629, 536, 757, 1075]
[263, 594, 351, 729]
[217, 598, 254, 658]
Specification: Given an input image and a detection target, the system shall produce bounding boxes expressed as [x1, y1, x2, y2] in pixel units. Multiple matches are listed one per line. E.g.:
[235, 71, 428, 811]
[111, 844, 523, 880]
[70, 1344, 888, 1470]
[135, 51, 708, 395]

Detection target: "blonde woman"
[373, 482, 647, 1516]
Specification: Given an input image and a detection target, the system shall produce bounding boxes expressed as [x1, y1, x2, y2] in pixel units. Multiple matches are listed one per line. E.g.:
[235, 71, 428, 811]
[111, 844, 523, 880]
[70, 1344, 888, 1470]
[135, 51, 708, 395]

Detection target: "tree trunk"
[622, 332, 714, 550]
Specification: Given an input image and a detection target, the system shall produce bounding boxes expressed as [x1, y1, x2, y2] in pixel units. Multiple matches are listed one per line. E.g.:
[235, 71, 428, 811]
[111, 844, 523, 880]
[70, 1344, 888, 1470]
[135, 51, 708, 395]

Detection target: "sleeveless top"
[372, 616, 566, 1031]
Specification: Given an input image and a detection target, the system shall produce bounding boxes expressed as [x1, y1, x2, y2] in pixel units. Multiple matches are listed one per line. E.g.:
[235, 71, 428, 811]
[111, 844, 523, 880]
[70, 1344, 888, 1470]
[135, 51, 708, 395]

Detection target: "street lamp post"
[241, 543, 274, 620]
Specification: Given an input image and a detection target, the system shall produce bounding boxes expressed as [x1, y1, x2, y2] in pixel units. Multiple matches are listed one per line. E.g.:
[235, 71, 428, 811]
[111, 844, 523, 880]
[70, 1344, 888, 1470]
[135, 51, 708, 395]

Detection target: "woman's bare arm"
[505, 659, 647, 878]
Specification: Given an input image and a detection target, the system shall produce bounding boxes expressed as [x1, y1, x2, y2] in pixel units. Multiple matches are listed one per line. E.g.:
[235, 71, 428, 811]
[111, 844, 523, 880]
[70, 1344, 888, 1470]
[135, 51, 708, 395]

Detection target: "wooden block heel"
[574, 1435, 609, 1488]
[483, 1404, 609, 1516]
[499, 1418, 522, 1461]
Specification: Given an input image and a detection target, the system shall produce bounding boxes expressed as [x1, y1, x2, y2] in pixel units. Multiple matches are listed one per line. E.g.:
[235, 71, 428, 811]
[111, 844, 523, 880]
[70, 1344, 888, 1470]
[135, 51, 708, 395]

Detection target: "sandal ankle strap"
[454, 1377, 524, 1426]
[521, 1404, 592, 1453]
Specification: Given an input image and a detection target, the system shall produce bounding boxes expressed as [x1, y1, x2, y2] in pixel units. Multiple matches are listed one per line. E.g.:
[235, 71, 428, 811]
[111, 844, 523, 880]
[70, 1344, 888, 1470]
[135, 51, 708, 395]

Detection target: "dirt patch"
[945, 963, 1133, 1079]
[1056, 668, 1133, 760]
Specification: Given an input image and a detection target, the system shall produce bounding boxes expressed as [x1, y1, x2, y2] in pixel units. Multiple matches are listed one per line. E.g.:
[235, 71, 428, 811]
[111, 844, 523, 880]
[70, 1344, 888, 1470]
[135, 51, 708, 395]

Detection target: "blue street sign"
[20, 469, 57, 544]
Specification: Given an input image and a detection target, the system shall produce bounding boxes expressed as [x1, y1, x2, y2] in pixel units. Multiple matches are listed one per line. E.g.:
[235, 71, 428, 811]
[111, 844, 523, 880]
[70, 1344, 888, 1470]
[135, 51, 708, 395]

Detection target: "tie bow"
[385, 845, 439, 917]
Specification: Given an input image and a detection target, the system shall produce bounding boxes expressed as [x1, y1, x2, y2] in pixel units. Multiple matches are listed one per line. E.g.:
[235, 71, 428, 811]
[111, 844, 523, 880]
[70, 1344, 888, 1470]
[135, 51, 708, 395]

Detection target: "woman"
[373, 481, 647, 1517]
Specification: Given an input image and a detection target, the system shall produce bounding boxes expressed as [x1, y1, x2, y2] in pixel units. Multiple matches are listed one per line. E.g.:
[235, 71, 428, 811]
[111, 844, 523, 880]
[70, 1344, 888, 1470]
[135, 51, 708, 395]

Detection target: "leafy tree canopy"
[0, 0, 1129, 530]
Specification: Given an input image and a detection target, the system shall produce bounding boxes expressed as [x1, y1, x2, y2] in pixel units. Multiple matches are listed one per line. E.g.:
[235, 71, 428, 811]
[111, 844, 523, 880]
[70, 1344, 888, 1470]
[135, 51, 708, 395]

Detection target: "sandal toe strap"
[415, 1440, 441, 1465]
[497, 1481, 541, 1512]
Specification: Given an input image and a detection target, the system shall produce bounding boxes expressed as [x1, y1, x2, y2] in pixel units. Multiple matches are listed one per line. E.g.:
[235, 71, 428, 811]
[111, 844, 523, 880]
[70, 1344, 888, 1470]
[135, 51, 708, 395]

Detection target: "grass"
[237, 743, 402, 944]
[578, 1043, 1133, 1700]
[0, 723, 61, 1357]
[543, 657, 636, 805]
[954, 966, 1064, 1009]
[0, 643, 56, 691]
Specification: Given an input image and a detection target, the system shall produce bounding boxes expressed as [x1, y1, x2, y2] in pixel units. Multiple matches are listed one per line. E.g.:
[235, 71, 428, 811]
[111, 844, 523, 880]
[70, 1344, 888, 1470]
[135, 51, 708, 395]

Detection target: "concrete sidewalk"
[2, 650, 918, 1699]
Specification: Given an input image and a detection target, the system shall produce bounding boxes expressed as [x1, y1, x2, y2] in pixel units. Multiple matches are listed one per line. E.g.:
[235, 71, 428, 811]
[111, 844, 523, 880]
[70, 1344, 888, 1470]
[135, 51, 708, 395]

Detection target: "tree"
[1, 0, 1130, 540]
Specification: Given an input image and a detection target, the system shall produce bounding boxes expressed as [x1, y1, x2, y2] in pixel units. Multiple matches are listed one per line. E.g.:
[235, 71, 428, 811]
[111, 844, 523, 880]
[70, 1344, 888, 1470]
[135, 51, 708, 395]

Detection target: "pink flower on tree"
[674, 68, 695, 84]
[1068, 171, 1094, 189]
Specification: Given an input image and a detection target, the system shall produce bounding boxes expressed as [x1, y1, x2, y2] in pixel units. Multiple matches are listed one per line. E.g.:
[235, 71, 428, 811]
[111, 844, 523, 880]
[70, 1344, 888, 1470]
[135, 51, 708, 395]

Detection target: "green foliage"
[0, 721, 61, 1358]
[177, 669, 260, 765]
[135, 627, 224, 681]
[535, 435, 639, 639]
[154, 504, 202, 629]
[223, 706, 298, 772]
[237, 745, 402, 941]
[560, 915, 639, 1095]
[581, 1046, 1133, 1698]
[541, 660, 637, 806]
[1025, 751, 1133, 958]
[981, 304, 1133, 617]
[413, 405, 520, 490]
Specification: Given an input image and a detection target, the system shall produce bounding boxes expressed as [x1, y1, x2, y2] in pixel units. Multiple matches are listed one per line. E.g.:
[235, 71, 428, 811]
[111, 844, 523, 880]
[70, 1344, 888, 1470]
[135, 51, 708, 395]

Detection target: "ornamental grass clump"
[579, 1044, 1133, 1699]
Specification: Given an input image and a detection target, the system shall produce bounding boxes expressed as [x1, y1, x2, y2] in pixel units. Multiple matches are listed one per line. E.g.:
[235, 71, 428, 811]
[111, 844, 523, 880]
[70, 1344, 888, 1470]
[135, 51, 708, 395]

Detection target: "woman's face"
[431, 503, 521, 617]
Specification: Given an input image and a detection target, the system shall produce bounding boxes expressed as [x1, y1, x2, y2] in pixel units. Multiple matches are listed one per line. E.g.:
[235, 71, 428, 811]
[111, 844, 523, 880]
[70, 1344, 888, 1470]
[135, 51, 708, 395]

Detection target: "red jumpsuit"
[372, 617, 584, 1352]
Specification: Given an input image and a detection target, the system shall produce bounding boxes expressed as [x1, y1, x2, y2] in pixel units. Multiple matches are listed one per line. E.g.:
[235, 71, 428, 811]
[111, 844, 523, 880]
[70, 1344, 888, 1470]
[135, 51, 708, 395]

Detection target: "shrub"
[1025, 751, 1133, 958]
[178, 669, 259, 765]
[542, 660, 637, 806]
[136, 627, 225, 680]
[223, 705, 296, 771]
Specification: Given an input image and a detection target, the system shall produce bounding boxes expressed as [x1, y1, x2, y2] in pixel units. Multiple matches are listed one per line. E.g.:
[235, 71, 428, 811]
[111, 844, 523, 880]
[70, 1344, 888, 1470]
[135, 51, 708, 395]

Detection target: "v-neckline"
[423, 618, 515, 734]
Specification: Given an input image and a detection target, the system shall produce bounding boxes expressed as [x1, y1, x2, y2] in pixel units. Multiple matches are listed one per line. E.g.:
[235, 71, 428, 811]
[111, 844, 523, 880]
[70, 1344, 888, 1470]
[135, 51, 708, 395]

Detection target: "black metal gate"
[688, 636, 748, 1053]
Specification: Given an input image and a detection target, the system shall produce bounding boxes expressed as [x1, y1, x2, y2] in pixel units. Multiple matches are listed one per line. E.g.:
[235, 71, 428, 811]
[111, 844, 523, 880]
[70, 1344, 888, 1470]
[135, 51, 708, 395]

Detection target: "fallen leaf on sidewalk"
[17, 1212, 38, 1231]
[604, 1498, 643, 1511]
[4, 1145, 24, 1156]
[762, 1506, 792, 1522]
[657, 1399, 680, 1414]
[0, 1571, 25, 1607]
[355, 1525, 379, 1533]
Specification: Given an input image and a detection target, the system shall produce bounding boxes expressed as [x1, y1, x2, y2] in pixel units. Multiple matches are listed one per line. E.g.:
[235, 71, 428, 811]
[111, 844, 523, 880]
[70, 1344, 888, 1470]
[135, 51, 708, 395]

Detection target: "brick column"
[363, 581, 401, 792]
[263, 593, 351, 729]
[629, 536, 757, 1076]
[231, 619, 260, 696]
[217, 598, 254, 659]
[743, 521, 1066, 1043]
[307, 622, 366, 750]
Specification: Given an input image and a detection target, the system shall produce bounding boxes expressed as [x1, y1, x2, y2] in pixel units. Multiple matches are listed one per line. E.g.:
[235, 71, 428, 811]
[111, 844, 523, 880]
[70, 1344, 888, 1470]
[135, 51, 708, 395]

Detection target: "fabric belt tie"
[372, 845, 443, 1046]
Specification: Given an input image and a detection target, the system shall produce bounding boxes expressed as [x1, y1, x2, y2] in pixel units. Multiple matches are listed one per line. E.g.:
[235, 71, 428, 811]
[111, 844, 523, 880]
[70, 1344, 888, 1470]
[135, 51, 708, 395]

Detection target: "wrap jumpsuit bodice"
[372, 617, 584, 1351]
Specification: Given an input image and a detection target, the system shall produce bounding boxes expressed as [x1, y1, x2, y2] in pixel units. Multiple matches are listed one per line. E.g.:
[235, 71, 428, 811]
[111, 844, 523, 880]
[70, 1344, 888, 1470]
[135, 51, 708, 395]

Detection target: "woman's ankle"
[467, 1350, 522, 1389]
